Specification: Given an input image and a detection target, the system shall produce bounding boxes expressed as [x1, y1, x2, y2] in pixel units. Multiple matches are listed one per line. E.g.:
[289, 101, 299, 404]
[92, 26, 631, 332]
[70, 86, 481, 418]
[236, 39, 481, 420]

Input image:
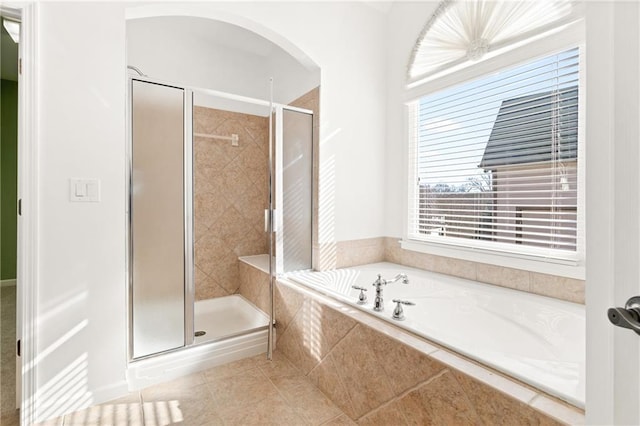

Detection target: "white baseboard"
[1, 279, 16, 288]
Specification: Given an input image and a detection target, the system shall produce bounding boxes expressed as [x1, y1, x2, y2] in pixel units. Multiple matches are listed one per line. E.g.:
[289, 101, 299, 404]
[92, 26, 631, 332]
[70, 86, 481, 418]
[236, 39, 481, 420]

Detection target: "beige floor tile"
[142, 396, 221, 426]
[64, 401, 143, 426]
[202, 354, 266, 382]
[321, 414, 356, 425]
[207, 367, 278, 417]
[258, 351, 303, 379]
[357, 405, 408, 426]
[142, 381, 221, 426]
[219, 391, 309, 426]
[271, 375, 343, 425]
[140, 373, 205, 401]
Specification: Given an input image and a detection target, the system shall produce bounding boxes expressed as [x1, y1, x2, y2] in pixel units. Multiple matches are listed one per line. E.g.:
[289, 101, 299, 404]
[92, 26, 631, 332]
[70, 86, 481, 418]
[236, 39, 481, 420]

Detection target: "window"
[407, 47, 582, 263]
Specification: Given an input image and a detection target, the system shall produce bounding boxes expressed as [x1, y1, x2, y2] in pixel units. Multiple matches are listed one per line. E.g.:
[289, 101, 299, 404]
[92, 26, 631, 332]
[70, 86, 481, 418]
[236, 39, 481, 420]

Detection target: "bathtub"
[288, 262, 585, 408]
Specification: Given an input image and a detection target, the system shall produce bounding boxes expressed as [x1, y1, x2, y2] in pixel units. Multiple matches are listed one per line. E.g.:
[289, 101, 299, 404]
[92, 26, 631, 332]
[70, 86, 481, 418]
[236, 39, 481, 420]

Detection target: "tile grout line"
[312, 336, 359, 421]
[260, 358, 345, 426]
[261, 369, 309, 424]
[355, 368, 450, 423]
[447, 368, 485, 423]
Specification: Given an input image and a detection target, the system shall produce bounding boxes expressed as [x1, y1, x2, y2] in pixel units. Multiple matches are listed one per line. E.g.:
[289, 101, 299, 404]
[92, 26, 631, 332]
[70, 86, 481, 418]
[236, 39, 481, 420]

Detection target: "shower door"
[130, 79, 191, 359]
[273, 106, 314, 274]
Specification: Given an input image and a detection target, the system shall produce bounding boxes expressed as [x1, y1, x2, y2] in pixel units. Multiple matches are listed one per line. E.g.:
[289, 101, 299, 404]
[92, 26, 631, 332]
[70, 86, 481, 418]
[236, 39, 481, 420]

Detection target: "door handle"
[608, 296, 640, 336]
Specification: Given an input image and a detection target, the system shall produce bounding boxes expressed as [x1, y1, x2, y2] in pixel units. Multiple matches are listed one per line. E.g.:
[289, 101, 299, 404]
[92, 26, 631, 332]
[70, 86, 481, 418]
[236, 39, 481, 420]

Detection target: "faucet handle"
[391, 299, 415, 321]
[372, 274, 385, 288]
[352, 285, 368, 305]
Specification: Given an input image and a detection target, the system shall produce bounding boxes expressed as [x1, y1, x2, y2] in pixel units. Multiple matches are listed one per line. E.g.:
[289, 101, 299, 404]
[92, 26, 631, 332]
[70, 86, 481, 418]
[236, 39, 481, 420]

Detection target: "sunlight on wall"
[36, 353, 90, 421]
[29, 290, 90, 422]
[33, 320, 88, 368]
[318, 153, 337, 270]
[301, 299, 324, 362]
[36, 291, 88, 326]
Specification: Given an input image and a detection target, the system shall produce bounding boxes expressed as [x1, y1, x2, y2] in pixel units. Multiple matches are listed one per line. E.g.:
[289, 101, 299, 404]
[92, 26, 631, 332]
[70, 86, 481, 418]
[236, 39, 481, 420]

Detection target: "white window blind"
[407, 47, 581, 261]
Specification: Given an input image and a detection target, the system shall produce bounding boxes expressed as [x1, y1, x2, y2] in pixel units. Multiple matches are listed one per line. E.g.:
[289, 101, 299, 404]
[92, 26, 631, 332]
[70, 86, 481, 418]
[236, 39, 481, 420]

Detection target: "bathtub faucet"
[372, 273, 409, 312]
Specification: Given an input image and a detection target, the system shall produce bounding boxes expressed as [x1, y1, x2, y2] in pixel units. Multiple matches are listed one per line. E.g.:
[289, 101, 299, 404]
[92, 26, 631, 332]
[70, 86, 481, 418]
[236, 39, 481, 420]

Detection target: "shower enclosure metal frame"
[126, 74, 314, 362]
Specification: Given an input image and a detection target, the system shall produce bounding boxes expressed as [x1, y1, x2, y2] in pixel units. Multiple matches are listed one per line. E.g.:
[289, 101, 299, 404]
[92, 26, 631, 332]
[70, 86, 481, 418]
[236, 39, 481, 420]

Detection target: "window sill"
[400, 239, 585, 280]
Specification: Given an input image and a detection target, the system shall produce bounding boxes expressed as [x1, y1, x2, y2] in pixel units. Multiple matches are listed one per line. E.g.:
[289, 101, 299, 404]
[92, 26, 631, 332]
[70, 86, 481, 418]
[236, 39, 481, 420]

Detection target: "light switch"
[75, 182, 86, 197]
[70, 178, 101, 202]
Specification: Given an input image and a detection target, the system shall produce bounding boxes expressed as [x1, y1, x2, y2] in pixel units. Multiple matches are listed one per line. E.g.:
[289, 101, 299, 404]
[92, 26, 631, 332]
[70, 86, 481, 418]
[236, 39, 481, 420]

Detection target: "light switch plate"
[70, 178, 101, 202]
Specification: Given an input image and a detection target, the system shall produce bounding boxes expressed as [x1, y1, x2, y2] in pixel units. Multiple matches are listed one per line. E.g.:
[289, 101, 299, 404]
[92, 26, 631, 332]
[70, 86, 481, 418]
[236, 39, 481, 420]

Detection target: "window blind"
[407, 47, 581, 260]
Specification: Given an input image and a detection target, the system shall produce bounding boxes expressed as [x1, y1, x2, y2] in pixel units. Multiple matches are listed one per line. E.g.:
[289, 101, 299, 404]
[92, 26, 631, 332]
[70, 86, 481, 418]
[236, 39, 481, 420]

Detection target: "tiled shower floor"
[36, 352, 352, 426]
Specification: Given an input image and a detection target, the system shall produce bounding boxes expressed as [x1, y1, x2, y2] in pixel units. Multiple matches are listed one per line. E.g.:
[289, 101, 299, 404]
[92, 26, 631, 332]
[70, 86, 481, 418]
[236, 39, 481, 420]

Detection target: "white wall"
[35, 3, 127, 421]
[33, 1, 387, 420]
[126, 16, 320, 105]
[385, 2, 439, 238]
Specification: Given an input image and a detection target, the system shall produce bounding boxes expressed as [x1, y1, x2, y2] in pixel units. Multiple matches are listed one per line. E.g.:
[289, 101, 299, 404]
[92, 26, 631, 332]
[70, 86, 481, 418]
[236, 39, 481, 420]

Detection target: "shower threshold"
[194, 294, 269, 345]
[127, 294, 269, 390]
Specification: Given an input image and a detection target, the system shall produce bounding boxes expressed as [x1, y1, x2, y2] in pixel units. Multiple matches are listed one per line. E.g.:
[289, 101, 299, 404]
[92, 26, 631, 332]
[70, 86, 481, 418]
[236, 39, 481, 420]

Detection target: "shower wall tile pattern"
[193, 107, 269, 300]
[273, 278, 584, 425]
[238, 259, 270, 314]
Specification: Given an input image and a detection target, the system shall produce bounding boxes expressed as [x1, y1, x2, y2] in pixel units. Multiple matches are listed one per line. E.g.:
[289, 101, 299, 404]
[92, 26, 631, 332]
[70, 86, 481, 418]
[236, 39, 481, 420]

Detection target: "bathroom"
[2, 1, 640, 425]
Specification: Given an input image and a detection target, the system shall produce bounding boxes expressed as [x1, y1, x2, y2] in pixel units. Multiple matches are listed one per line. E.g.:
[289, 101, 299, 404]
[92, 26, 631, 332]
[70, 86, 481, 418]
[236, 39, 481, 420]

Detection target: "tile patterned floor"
[36, 351, 352, 426]
[1, 285, 351, 425]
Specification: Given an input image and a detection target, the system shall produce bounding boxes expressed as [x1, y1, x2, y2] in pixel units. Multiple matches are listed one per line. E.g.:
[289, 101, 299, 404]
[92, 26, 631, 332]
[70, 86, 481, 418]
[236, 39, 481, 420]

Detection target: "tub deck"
[289, 262, 585, 408]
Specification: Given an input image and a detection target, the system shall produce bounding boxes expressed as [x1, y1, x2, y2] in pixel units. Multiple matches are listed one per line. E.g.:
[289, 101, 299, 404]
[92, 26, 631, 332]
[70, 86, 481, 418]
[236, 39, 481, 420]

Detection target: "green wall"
[1, 79, 18, 280]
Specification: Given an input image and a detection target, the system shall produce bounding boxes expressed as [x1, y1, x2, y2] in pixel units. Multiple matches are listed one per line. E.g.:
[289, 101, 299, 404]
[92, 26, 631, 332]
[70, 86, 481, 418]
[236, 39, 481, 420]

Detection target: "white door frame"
[585, 1, 640, 424]
[6, 2, 39, 425]
[0, 1, 23, 412]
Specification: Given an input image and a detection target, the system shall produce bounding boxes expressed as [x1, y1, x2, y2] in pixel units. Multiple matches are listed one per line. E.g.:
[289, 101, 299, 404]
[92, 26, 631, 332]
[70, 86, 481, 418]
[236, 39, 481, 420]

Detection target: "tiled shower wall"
[193, 106, 269, 300]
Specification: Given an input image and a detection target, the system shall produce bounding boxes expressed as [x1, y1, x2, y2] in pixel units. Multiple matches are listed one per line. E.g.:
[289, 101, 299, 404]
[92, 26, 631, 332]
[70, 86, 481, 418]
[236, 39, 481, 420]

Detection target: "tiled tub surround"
[289, 262, 585, 409]
[193, 106, 270, 301]
[234, 255, 584, 424]
[329, 236, 585, 304]
[274, 275, 585, 425]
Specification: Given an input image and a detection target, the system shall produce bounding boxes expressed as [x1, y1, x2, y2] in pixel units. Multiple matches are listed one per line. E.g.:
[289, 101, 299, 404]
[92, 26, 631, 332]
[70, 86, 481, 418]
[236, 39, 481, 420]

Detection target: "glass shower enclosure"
[127, 76, 314, 362]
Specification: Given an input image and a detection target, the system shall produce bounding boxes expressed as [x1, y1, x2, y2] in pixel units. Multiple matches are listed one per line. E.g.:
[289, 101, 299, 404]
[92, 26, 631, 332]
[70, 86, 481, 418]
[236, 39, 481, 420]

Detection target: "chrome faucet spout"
[387, 273, 409, 285]
[371, 273, 409, 312]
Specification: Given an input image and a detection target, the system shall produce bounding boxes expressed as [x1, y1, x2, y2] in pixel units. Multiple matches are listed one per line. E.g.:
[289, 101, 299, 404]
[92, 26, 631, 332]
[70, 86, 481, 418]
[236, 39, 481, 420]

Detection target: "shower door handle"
[608, 296, 640, 336]
[264, 209, 280, 232]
